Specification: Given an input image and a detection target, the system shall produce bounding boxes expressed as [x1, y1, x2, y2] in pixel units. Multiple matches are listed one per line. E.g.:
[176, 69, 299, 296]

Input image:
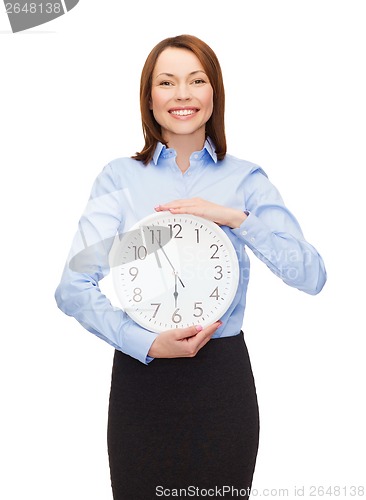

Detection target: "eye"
[192, 79, 206, 85]
[159, 81, 173, 87]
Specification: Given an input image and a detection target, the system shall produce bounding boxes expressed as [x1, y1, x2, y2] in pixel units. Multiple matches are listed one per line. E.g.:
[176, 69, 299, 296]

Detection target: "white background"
[1, 1, 365, 498]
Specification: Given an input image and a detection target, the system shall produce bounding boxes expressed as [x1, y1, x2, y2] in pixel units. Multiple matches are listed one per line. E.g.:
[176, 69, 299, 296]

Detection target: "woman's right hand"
[147, 321, 222, 359]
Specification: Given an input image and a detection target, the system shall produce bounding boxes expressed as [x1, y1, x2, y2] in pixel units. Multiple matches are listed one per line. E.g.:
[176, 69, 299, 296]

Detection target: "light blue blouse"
[55, 138, 326, 364]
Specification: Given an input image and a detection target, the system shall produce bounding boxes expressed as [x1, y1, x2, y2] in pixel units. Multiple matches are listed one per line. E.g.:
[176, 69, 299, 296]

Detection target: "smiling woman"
[55, 34, 326, 500]
[133, 34, 226, 168]
[148, 49, 214, 172]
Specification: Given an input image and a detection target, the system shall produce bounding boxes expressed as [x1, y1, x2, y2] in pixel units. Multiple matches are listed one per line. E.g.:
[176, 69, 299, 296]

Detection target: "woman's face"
[150, 47, 214, 145]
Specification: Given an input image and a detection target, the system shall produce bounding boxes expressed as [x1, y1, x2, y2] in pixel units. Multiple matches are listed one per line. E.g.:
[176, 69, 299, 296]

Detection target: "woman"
[55, 34, 326, 499]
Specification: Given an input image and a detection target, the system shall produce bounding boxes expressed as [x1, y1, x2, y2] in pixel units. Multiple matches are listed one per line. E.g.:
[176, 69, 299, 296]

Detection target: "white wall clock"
[111, 212, 239, 333]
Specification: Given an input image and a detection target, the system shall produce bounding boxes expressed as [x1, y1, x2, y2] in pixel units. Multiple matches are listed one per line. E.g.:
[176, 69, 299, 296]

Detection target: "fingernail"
[217, 321, 223, 326]
[195, 325, 203, 332]
[154, 206, 160, 211]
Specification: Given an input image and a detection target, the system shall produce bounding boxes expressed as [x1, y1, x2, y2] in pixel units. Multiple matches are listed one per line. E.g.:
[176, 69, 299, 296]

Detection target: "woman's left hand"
[155, 198, 247, 229]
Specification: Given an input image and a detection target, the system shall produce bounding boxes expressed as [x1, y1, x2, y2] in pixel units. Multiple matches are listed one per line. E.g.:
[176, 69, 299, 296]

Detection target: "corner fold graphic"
[64, 0, 79, 11]
[5, 0, 80, 33]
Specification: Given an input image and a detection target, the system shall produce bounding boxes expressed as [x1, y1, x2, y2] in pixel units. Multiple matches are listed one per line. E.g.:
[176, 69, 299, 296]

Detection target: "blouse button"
[242, 230, 248, 236]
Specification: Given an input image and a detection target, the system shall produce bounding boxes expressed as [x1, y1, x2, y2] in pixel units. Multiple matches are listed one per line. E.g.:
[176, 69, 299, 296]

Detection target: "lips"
[168, 107, 199, 117]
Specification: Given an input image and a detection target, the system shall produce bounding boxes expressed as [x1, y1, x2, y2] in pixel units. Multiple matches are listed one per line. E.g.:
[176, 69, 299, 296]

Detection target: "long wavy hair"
[132, 34, 226, 165]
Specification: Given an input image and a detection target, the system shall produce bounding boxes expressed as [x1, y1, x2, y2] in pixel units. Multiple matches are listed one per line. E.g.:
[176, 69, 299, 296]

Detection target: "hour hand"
[173, 272, 178, 307]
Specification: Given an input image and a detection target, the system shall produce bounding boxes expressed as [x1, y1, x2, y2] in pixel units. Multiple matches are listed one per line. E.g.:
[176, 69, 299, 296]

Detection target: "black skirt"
[107, 332, 260, 499]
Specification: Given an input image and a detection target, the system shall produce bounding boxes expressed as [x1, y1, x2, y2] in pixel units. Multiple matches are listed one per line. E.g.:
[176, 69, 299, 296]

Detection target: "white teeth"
[170, 109, 196, 116]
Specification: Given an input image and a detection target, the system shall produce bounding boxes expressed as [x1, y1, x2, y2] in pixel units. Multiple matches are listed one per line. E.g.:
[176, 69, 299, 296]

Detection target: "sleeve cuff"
[120, 321, 159, 365]
[231, 211, 269, 249]
[232, 210, 256, 243]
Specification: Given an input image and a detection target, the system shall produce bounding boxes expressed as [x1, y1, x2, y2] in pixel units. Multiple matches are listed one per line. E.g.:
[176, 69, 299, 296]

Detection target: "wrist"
[228, 209, 249, 229]
[147, 337, 159, 358]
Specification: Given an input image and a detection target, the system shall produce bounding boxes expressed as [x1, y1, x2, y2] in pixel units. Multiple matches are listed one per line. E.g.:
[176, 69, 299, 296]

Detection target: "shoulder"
[89, 156, 144, 197]
[107, 155, 145, 174]
[220, 153, 268, 179]
[99, 155, 145, 181]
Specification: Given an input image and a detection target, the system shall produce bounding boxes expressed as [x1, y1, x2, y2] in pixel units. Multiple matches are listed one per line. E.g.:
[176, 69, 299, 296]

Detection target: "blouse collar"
[152, 137, 218, 165]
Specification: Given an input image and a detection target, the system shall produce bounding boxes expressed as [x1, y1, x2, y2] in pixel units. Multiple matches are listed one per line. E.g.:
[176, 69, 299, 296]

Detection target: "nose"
[175, 83, 191, 101]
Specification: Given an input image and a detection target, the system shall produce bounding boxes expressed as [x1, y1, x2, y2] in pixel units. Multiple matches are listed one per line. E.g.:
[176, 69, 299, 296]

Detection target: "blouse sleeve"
[231, 168, 327, 295]
[54, 163, 158, 364]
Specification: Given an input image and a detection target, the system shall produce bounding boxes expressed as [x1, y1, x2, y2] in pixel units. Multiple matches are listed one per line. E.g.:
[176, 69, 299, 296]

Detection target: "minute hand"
[157, 242, 185, 288]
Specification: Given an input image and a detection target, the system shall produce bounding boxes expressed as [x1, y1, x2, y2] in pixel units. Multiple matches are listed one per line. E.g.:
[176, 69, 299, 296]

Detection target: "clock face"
[111, 212, 239, 333]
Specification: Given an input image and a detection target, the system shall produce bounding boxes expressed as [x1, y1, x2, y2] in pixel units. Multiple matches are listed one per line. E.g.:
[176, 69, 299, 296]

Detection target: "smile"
[169, 108, 199, 116]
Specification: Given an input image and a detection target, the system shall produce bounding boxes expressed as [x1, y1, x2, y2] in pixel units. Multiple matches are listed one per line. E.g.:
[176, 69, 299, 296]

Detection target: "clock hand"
[175, 271, 185, 289]
[157, 242, 185, 288]
[174, 272, 178, 308]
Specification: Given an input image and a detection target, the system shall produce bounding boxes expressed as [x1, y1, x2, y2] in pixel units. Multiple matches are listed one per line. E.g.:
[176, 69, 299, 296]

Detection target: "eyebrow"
[155, 70, 207, 79]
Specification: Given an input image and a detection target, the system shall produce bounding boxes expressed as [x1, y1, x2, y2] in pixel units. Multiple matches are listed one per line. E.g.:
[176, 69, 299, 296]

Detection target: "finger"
[155, 204, 193, 213]
[174, 324, 203, 340]
[163, 204, 205, 217]
[168, 207, 197, 214]
[194, 321, 222, 351]
[160, 199, 193, 207]
[180, 321, 221, 354]
[168, 206, 215, 222]
[156, 199, 198, 210]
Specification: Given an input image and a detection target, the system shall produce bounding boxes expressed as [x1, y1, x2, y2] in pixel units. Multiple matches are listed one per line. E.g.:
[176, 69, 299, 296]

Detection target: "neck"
[164, 132, 206, 173]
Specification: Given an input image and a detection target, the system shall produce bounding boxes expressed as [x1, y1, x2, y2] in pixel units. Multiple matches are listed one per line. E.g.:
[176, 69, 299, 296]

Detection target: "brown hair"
[132, 34, 226, 165]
